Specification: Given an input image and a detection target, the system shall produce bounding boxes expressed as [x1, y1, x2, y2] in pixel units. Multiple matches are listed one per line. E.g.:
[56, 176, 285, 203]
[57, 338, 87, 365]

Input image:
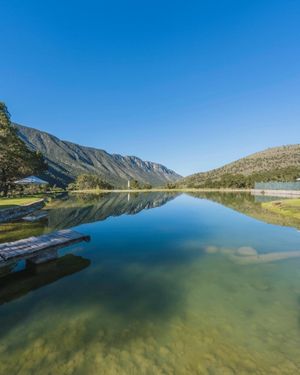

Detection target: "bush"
[130, 179, 141, 189]
[143, 183, 152, 189]
[69, 174, 113, 190]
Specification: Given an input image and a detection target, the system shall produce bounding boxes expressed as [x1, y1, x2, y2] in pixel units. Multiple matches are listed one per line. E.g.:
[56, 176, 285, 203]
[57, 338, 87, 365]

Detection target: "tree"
[69, 174, 113, 190]
[0, 102, 46, 196]
[130, 179, 141, 189]
[166, 182, 175, 189]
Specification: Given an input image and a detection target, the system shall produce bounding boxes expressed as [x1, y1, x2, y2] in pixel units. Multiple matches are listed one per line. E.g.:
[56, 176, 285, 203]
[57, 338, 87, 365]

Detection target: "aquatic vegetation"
[0, 254, 299, 374]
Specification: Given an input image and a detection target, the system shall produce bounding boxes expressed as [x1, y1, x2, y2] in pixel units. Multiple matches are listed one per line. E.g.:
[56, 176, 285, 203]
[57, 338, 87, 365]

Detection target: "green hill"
[176, 145, 300, 189]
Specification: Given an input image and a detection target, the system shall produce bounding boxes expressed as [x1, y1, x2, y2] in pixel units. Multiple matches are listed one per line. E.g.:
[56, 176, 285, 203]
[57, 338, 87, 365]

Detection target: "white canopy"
[14, 176, 49, 185]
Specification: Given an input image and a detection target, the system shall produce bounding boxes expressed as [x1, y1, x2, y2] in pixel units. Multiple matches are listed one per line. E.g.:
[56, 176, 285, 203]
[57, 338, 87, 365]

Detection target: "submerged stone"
[237, 247, 258, 257]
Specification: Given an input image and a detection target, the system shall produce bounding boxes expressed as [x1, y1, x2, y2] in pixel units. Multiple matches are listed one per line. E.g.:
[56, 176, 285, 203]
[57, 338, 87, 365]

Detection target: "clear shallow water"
[0, 193, 300, 374]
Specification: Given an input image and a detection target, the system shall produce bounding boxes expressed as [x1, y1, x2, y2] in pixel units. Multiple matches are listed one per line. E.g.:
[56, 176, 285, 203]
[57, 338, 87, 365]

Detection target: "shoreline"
[70, 188, 253, 194]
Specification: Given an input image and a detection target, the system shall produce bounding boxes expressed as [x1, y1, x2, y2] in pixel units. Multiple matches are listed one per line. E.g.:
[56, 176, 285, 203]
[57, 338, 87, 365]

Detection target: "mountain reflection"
[47, 192, 179, 230]
[0, 192, 179, 244]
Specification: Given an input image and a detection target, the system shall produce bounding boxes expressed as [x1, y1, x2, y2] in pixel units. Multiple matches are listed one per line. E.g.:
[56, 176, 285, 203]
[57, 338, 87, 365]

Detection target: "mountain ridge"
[15, 123, 181, 187]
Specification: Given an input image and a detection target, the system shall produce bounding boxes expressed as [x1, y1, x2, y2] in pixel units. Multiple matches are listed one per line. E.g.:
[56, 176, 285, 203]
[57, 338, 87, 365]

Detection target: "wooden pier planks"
[0, 229, 90, 263]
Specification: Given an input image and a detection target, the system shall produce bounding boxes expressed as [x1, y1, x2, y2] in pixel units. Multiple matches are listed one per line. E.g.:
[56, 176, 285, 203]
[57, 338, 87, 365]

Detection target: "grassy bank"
[262, 198, 300, 220]
[0, 197, 43, 210]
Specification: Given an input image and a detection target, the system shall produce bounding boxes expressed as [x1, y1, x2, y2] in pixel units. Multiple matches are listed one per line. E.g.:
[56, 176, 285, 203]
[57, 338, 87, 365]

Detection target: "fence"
[254, 182, 300, 191]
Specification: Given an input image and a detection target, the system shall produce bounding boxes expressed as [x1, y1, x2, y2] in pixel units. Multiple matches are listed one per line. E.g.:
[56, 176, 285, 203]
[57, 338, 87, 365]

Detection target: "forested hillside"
[175, 145, 300, 188]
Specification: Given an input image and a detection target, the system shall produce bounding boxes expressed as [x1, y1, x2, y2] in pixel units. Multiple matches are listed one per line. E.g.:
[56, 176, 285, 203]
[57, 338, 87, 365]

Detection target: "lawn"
[0, 197, 42, 210]
[262, 198, 300, 220]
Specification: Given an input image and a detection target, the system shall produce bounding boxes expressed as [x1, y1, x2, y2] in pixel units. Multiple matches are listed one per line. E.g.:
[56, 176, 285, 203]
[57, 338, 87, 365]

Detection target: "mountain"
[176, 145, 300, 188]
[15, 124, 181, 187]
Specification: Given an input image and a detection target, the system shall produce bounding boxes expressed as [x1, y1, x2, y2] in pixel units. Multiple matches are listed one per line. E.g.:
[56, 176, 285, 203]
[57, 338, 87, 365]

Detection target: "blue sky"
[1, 0, 299, 176]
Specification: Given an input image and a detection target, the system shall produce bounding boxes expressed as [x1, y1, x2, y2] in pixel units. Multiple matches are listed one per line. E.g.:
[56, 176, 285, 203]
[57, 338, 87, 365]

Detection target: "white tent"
[14, 176, 49, 185]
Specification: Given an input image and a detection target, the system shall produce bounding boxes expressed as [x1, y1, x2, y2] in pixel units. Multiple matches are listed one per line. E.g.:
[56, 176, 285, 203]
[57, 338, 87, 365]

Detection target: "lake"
[0, 192, 300, 374]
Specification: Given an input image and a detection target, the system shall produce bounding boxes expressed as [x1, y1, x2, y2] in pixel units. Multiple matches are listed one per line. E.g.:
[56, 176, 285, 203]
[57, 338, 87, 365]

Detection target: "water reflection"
[189, 191, 300, 229]
[0, 254, 90, 305]
[0, 192, 179, 243]
[47, 192, 179, 230]
[1, 191, 300, 247]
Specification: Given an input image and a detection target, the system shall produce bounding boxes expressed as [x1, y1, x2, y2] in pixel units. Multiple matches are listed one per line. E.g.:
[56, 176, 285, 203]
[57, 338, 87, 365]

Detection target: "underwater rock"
[220, 248, 236, 256]
[205, 246, 218, 254]
[237, 247, 257, 257]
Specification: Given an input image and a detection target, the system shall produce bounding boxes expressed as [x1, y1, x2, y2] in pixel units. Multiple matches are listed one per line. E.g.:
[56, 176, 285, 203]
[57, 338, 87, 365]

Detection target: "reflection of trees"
[47, 192, 179, 230]
[0, 254, 90, 305]
[189, 192, 300, 229]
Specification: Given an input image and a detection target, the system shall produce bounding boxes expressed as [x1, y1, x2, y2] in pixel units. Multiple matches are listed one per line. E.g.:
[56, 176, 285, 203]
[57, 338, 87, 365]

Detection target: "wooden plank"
[0, 230, 90, 263]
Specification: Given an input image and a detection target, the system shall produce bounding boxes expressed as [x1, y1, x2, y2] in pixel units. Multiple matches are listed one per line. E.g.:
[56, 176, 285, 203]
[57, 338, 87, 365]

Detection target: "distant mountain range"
[15, 124, 181, 187]
[14, 123, 300, 189]
[176, 145, 300, 188]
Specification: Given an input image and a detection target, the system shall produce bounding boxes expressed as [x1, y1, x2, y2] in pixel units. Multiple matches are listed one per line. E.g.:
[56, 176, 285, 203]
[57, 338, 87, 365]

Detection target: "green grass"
[262, 198, 300, 220]
[0, 196, 42, 210]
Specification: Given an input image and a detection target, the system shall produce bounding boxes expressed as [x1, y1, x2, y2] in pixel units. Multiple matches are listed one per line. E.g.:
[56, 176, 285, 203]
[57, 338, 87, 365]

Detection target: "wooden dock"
[0, 229, 90, 264]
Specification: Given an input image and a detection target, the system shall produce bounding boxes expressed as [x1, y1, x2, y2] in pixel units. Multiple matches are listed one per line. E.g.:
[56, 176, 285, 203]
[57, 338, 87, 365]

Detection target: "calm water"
[1, 192, 300, 374]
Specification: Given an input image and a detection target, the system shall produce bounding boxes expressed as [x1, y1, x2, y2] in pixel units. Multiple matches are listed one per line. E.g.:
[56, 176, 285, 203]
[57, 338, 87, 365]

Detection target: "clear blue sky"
[1, 0, 300, 176]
